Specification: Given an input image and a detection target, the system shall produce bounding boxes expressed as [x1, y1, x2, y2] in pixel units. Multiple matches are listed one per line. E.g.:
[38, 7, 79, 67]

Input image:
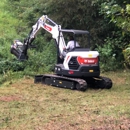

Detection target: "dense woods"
[0, 0, 130, 80]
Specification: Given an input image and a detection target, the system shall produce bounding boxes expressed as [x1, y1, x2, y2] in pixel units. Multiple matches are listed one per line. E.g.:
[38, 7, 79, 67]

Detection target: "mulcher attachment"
[10, 47, 28, 61]
[10, 39, 29, 61]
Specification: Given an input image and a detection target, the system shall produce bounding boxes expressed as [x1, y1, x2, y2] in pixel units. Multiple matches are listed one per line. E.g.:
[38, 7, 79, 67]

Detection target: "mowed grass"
[0, 71, 130, 130]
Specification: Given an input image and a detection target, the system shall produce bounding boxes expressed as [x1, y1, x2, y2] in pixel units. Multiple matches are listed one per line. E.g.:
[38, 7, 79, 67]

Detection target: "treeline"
[1, 0, 130, 77]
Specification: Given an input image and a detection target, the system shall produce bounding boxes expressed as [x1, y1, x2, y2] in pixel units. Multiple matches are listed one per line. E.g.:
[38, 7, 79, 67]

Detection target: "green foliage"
[96, 44, 117, 71]
[96, 35, 124, 71]
[123, 45, 130, 68]
[100, 1, 130, 32]
[7, 0, 115, 46]
[23, 39, 57, 75]
[0, 60, 25, 74]
[0, 71, 24, 85]
[99, 0, 130, 70]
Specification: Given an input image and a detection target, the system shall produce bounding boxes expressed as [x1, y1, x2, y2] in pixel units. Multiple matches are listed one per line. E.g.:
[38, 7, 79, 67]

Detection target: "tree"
[101, 2, 130, 32]
[100, 0, 130, 69]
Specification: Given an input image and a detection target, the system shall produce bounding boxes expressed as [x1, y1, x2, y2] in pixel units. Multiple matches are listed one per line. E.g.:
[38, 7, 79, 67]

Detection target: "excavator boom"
[11, 15, 66, 61]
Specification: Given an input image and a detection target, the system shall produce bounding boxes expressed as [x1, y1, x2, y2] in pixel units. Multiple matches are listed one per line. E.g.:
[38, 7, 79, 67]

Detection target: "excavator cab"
[60, 29, 90, 49]
[56, 29, 91, 62]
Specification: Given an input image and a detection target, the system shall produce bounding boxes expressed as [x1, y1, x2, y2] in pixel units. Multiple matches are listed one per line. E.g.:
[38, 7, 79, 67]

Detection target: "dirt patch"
[0, 95, 21, 102]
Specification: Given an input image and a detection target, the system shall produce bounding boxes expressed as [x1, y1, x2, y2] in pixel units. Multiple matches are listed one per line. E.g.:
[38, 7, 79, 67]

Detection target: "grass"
[0, 71, 130, 130]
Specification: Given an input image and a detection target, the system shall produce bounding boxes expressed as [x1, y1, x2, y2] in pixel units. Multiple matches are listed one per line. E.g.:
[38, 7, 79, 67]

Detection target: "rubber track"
[42, 74, 87, 91]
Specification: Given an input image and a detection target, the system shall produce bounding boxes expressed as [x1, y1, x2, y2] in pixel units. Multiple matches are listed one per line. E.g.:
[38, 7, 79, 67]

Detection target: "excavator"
[10, 15, 112, 91]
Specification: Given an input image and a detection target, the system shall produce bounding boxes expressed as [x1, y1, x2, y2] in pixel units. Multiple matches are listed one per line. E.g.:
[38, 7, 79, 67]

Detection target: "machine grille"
[68, 57, 79, 70]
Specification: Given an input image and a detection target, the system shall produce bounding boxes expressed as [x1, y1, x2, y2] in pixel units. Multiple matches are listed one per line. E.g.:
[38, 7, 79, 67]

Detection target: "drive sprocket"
[94, 76, 112, 89]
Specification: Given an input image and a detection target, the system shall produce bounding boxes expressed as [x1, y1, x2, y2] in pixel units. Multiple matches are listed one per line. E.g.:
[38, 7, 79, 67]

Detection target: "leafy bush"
[96, 36, 124, 71]
[100, 2, 130, 32]
[123, 46, 130, 68]
[0, 60, 25, 74]
[22, 39, 57, 75]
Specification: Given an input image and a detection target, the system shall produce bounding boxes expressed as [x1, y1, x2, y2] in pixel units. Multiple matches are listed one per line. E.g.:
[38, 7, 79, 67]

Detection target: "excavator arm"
[11, 15, 66, 61]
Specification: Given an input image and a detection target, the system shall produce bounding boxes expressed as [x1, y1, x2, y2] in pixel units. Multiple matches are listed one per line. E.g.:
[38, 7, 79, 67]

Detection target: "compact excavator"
[10, 15, 112, 91]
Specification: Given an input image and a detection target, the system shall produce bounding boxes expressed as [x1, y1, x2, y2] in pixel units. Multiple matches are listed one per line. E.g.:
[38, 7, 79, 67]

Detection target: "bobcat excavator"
[10, 15, 112, 91]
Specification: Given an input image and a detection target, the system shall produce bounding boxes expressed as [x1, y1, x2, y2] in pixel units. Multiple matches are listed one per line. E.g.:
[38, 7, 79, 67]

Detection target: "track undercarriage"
[34, 74, 112, 91]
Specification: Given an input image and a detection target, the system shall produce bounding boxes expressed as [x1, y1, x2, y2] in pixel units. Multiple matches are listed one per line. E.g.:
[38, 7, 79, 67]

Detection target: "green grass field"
[0, 71, 130, 130]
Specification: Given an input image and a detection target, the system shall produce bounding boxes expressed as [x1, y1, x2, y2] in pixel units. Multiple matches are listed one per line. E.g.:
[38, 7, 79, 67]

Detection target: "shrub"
[22, 39, 57, 75]
[0, 60, 25, 74]
[123, 46, 130, 68]
[96, 37, 124, 71]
